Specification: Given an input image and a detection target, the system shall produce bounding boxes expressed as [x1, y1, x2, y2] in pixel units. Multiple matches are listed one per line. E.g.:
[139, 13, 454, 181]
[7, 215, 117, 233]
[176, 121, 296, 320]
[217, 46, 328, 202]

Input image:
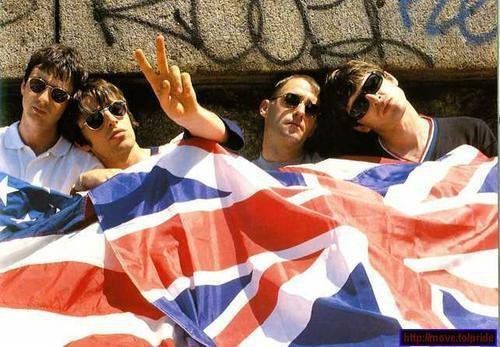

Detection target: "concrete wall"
[0, 0, 497, 157]
[1, 0, 496, 78]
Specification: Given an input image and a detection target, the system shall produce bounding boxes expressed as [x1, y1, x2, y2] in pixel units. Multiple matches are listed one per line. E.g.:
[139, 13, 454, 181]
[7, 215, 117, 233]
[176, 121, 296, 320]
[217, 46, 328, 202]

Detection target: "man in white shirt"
[0, 44, 101, 194]
[253, 75, 323, 170]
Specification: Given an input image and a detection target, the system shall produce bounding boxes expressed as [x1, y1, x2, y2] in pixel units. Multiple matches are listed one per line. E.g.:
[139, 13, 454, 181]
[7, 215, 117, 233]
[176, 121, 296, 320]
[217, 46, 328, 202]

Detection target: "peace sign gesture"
[134, 35, 228, 143]
[133, 34, 200, 125]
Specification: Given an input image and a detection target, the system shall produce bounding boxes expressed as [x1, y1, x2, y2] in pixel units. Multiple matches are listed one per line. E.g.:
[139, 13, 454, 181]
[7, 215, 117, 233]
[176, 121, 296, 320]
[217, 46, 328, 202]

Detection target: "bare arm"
[133, 35, 228, 143]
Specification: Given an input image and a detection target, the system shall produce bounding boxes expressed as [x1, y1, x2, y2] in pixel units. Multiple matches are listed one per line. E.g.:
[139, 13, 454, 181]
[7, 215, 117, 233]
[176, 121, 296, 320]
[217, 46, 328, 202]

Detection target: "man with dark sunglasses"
[0, 44, 102, 194]
[253, 74, 323, 170]
[60, 35, 243, 192]
[319, 60, 496, 162]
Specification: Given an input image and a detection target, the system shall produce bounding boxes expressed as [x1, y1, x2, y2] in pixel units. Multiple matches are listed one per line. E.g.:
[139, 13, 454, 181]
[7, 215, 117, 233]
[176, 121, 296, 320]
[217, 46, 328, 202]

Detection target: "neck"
[18, 118, 59, 156]
[261, 135, 303, 163]
[378, 107, 430, 161]
[99, 144, 150, 169]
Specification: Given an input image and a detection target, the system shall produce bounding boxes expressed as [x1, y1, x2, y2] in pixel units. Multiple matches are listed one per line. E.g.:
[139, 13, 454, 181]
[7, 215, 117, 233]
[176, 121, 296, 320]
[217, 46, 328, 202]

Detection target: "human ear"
[259, 99, 270, 119]
[20, 80, 26, 96]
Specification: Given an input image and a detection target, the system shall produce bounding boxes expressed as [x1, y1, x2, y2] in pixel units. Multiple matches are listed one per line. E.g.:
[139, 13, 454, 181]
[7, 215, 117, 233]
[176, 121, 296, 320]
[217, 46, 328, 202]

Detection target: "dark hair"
[59, 78, 137, 146]
[320, 60, 384, 128]
[313, 60, 384, 157]
[23, 44, 87, 92]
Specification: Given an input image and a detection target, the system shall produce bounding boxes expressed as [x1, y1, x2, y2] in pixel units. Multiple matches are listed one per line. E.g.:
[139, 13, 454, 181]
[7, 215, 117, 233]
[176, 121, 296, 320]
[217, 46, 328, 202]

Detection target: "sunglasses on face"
[349, 72, 383, 120]
[80, 100, 128, 130]
[273, 92, 320, 118]
[28, 77, 71, 104]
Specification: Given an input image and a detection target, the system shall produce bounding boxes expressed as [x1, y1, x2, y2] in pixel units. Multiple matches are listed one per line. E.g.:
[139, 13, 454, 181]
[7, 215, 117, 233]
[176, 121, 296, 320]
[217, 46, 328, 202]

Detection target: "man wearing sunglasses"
[253, 74, 323, 170]
[61, 35, 243, 192]
[0, 44, 102, 193]
[319, 60, 496, 162]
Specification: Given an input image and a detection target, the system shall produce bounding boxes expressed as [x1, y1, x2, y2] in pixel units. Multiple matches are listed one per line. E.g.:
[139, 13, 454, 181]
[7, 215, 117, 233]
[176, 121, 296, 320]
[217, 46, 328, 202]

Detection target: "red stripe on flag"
[111, 190, 336, 290]
[66, 334, 174, 347]
[0, 262, 163, 319]
[422, 270, 497, 306]
[368, 245, 446, 328]
[426, 163, 482, 201]
[214, 252, 321, 346]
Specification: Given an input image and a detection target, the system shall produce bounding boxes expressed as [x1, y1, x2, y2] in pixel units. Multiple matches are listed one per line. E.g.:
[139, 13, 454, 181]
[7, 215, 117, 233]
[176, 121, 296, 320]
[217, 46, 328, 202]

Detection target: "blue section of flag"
[292, 264, 400, 346]
[442, 290, 498, 329]
[478, 165, 497, 193]
[351, 164, 418, 196]
[90, 166, 231, 230]
[0, 172, 86, 242]
[194, 272, 253, 330]
[154, 296, 215, 347]
[267, 171, 307, 187]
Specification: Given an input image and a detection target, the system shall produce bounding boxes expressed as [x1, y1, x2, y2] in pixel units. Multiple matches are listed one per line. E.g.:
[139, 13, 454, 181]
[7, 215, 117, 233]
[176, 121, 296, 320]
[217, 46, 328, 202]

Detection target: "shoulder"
[435, 116, 490, 130]
[63, 140, 103, 169]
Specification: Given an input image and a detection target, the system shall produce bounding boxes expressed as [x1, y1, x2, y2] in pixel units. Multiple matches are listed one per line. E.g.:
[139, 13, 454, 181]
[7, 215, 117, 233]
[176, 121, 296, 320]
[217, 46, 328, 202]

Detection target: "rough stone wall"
[0, 0, 497, 157]
[1, 0, 496, 77]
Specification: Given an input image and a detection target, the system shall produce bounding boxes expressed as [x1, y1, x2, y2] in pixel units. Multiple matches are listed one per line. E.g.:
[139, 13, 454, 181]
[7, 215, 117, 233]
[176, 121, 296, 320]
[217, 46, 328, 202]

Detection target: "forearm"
[176, 106, 228, 143]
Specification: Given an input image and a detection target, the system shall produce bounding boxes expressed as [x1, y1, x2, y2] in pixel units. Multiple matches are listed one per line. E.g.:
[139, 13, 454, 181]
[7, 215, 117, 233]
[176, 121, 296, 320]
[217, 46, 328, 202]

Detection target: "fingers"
[181, 72, 197, 103]
[170, 65, 182, 95]
[155, 34, 169, 76]
[134, 49, 156, 87]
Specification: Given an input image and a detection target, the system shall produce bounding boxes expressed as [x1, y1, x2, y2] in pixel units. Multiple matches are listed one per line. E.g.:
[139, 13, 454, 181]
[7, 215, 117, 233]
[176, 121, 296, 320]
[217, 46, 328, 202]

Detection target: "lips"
[285, 121, 303, 130]
[32, 104, 47, 115]
[109, 129, 126, 140]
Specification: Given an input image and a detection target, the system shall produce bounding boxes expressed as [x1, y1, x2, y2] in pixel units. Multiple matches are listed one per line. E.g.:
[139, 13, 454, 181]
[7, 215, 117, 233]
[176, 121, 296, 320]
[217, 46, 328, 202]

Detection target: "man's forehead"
[280, 78, 318, 97]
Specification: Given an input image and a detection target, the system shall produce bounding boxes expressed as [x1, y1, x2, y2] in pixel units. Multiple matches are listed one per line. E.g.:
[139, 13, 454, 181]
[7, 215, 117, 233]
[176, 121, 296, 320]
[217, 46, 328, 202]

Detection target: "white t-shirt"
[0, 122, 102, 194]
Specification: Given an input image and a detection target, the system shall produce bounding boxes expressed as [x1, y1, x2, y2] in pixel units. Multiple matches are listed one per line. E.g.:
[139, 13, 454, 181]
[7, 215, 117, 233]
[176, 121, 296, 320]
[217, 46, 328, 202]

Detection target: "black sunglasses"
[28, 77, 71, 104]
[273, 92, 320, 118]
[349, 72, 383, 120]
[80, 100, 128, 130]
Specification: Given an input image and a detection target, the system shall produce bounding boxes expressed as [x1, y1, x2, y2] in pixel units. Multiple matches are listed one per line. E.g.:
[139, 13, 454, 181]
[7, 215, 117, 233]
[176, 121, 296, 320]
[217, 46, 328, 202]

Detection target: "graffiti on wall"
[1, 0, 496, 68]
[90, 0, 438, 66]
[399, 0, 496, 45]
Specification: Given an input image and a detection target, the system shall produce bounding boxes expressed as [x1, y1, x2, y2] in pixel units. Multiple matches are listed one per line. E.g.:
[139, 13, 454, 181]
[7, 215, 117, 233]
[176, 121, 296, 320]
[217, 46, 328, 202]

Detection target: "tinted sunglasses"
[28, 77, 71, 103]
[80, 100, 127, 130]
[273, 92, 320, 118]
[349, 72, 383, 120]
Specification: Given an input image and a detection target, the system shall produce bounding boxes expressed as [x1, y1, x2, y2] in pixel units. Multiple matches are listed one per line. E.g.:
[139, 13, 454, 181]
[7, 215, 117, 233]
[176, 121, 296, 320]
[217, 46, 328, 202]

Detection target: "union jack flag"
[0, 140, 497, 346]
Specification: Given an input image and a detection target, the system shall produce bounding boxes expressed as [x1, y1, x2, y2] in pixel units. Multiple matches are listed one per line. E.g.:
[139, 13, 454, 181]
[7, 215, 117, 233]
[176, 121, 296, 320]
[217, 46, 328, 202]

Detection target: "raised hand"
[133, 34, 200, 125]
[133, 34, 227, 143]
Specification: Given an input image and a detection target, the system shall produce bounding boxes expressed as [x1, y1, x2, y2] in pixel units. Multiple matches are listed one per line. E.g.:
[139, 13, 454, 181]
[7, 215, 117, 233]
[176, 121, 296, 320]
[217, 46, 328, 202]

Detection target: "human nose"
[102, 109, 120, 126]
[37, 87, 51, 104]
[293, 101, 307, 118]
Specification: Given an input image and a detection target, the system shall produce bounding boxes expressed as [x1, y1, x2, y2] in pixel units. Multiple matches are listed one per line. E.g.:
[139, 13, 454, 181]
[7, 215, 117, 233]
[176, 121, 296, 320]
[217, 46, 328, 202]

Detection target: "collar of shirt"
[5, 121, 72, 158]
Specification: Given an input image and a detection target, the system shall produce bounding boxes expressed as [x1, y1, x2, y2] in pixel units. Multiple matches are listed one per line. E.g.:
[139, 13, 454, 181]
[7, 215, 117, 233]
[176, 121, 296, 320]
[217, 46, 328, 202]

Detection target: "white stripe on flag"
[0, 223, 123, 273]
[0, 307, 174, 347]
[404, 249, 498, 288]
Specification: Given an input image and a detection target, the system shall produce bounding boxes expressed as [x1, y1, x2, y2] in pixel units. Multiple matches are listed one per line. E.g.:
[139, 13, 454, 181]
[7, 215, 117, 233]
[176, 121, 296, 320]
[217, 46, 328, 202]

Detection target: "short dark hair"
[320, 60, 384, 127]
[23, 44, 87, 92]
[59, 78, 137, 146]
